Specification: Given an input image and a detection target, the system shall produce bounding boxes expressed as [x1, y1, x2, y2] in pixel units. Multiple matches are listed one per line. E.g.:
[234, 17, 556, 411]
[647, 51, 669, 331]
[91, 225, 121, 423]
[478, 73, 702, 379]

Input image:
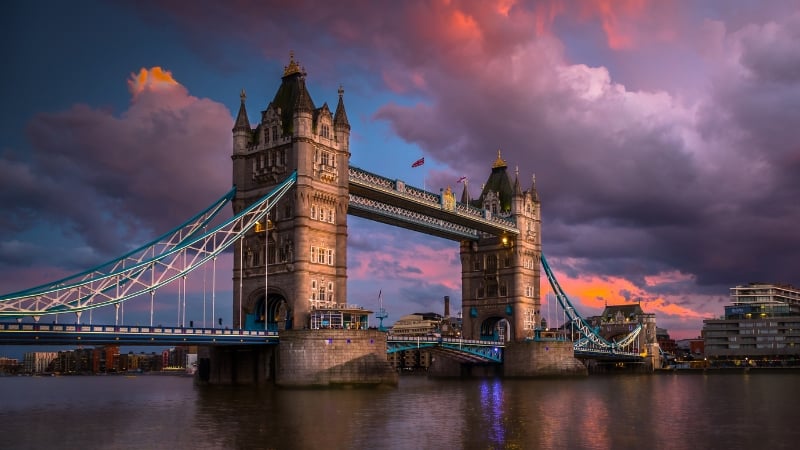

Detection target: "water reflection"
[2, 373, 800, 449]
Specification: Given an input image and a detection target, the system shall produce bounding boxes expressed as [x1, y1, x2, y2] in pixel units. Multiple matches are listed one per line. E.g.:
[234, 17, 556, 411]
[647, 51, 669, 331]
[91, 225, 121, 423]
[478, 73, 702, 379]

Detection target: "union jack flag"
[457, 176, 467, 183]
[411, 157, 424, 168]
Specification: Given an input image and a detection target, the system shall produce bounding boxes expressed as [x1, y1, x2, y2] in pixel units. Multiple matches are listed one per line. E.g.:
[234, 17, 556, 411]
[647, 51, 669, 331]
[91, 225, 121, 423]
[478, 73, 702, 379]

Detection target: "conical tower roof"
[232, 89, 250, 132]
[475, 149, 514, 212]
[270, 52, 315, 135]
[334, 86, 350, 131]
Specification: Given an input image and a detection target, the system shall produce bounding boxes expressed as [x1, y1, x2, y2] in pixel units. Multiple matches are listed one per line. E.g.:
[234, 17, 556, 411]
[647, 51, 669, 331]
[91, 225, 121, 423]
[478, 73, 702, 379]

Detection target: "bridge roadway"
[0, 322, 278, 346]
[348, 166, 519, 241]
[0, 322, 644, 363]
[0, 323, 505, 362]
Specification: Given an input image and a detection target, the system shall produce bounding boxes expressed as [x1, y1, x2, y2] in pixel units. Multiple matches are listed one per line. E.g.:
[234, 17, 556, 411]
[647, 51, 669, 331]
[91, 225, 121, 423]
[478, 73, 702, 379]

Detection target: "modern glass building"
[702, 283, 800, 365]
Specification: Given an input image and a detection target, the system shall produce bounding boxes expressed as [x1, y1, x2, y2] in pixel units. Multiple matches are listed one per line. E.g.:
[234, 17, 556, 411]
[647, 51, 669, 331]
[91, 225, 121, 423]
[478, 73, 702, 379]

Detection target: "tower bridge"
[0, 54, 658, 384]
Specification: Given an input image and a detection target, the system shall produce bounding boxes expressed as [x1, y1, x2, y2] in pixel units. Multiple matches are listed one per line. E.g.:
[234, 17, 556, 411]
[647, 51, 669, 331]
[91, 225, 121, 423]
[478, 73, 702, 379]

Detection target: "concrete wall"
[503, 340, 587, 377]
[276, 329, 398, 387]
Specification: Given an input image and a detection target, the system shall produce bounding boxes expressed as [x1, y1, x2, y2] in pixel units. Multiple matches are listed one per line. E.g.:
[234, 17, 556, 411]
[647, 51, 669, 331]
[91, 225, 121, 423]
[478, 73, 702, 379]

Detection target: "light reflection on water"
[1, 373, 799, 449]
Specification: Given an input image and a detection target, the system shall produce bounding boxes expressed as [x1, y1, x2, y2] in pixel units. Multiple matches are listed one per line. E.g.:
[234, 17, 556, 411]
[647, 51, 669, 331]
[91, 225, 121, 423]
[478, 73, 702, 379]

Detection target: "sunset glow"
[127, 67, 180, 96]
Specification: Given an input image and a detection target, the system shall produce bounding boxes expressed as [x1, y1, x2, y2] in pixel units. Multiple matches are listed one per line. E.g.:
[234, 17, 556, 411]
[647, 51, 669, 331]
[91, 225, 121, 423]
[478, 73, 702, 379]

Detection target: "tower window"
[272, 126, 278, 141]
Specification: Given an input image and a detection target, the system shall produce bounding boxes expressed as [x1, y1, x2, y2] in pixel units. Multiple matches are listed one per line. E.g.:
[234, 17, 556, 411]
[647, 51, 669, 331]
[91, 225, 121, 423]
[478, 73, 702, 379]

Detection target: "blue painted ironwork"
[386, 335, 504, 363]
[0, 173, 297, 319]
[348, 165, 518, 239]
[540, 253, 642, 354]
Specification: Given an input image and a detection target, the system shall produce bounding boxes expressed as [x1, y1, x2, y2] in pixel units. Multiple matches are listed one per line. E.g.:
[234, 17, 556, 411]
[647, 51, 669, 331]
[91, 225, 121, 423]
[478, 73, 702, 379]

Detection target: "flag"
[457, 176, 467, 183]
[411, 157, 424, 168]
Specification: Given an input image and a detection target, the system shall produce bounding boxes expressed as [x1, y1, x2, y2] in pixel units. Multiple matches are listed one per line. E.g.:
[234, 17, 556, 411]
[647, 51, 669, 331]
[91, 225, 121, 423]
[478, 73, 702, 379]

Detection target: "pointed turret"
[334, 85, 351, 150]
[233, 89, 250, 132]
[530, 173, 540, 203]
[460, 180, 471, 204]
[334, 86, 350, 131]
[476, 149, 514, 212]
[232, 89, 251, 155]
[513, 166, 523, 197]
[270, 52, 316, 136]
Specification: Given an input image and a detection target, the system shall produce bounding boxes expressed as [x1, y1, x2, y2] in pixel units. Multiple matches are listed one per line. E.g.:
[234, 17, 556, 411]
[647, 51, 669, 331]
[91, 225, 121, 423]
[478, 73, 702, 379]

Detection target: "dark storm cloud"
[0, 80, 232, 268]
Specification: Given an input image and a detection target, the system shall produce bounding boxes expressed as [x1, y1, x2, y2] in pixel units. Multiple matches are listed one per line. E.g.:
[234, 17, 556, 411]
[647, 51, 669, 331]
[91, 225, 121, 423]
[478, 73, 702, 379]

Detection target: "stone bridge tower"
[460, 151, 542, 342]
[230, 54, 350, 330]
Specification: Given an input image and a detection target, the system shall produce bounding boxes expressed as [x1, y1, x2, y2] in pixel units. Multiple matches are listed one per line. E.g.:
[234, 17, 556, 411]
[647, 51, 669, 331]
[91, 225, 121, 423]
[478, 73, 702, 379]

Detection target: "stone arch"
[246, 288, 293, 331]
[479, 316, 512, 342]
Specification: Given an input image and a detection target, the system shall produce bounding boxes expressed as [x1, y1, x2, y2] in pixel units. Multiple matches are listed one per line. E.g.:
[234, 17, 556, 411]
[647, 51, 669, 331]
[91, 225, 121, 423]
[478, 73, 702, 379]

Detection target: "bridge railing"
[387, 335, 505, 347]
[349, 166, 517, 231]
[0, 322, 278, 337]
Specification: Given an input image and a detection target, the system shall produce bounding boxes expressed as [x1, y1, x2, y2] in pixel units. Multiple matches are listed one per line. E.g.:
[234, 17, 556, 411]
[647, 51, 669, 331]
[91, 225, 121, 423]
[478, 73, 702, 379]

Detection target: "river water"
[1, 372, 798, 449]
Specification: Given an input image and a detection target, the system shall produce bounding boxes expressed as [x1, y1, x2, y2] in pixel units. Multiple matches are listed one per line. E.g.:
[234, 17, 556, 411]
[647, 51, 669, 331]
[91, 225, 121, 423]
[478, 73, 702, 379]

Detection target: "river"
[1, 371, 798, 449]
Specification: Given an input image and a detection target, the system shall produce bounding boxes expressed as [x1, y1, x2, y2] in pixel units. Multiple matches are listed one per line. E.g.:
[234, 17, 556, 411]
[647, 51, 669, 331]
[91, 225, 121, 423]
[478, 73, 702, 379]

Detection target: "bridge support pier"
[196, 345, 275, 385]
[503, 340, 587, 377]
[276, 329, 398, 387]
[428, 357, 502, 378]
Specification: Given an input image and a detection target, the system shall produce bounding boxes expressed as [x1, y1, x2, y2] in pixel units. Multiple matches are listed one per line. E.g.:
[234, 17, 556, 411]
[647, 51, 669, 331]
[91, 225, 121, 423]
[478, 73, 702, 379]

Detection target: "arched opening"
[246, 293, 292, 331]
[480, 317, 512, 342]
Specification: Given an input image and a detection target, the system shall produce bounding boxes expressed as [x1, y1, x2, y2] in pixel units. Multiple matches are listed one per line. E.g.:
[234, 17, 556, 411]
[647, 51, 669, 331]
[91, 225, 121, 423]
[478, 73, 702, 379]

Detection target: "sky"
[1, 0, 799, 347]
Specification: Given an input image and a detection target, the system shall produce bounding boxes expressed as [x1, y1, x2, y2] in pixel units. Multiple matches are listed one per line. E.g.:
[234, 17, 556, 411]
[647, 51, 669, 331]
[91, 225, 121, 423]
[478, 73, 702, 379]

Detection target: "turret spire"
[233, 88, 250, 132]
[334, 85, 350, 131]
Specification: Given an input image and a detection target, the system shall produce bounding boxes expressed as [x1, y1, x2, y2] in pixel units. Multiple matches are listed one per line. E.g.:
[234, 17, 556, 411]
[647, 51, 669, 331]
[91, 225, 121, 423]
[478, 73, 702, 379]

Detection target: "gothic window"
[329, 209, 335, 224]
[259, 154, 265, 168]
[321, 124, 330, 138]
[310, 246, 317, 263]
[321, 151, 330, 166]
[326, 249, 334, 265]
[487, 279, 498, 297]
[265, 129, 269, 143]
[320, 207, 326, 222]
[477, 282, 485, 299]
[492, 203, 498, 215]
[473, 257, 482, 271]
[319, 282, 326, 302]
[327, 282, 334, 303]
[311, 280, 318, 301]
[503, 253, 511, 268]
[311, 205, 317, 220]
[268, 151, 274, 166]
[487, 254, 498, 273]
[272, 126, 278, 141]
[499, 281, 508, 297]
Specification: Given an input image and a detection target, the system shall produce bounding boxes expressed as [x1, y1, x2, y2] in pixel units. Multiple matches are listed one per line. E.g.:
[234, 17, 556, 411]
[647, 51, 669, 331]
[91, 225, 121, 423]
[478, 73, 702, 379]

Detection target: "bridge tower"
[460, 151, 541, 342]
[231, 54, 351, 331]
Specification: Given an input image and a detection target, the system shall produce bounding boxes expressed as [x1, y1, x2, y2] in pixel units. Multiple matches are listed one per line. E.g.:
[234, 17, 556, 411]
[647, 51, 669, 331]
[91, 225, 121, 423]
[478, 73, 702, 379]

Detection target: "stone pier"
[503, 340, 587, 377]
[196, 345, 275, 385]
[276, 329, 398, 387]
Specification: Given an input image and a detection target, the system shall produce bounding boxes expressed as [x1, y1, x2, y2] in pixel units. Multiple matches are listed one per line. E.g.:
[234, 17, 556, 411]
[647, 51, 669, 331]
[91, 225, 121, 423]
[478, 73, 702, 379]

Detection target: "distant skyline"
[2, 1, 800, 340]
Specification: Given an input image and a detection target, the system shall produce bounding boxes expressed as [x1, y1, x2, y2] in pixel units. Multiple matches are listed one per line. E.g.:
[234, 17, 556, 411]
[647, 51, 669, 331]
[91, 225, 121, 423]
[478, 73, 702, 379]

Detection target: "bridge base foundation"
[276, 329, 398, 387]
[196, 345, 275, 385]
[503, 340, 588, 377]
[428, 357, 502, 378]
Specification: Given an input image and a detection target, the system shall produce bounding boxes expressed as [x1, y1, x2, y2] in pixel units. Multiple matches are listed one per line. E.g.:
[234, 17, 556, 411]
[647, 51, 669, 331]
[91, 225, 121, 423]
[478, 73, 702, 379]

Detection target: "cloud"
[0, 67, 233, 273]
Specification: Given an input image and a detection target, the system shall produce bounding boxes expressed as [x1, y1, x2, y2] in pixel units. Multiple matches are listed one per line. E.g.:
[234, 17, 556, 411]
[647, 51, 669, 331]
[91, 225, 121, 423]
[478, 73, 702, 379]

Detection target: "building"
[702, 283, 800, 366]
[390, 313, 443, 336]
[23, 351, 58, 374]
[0, 356, 21, 375]
[459, 152, 541, 342]
[231, 53, 351, 332]
[656, 327, 677, 355]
